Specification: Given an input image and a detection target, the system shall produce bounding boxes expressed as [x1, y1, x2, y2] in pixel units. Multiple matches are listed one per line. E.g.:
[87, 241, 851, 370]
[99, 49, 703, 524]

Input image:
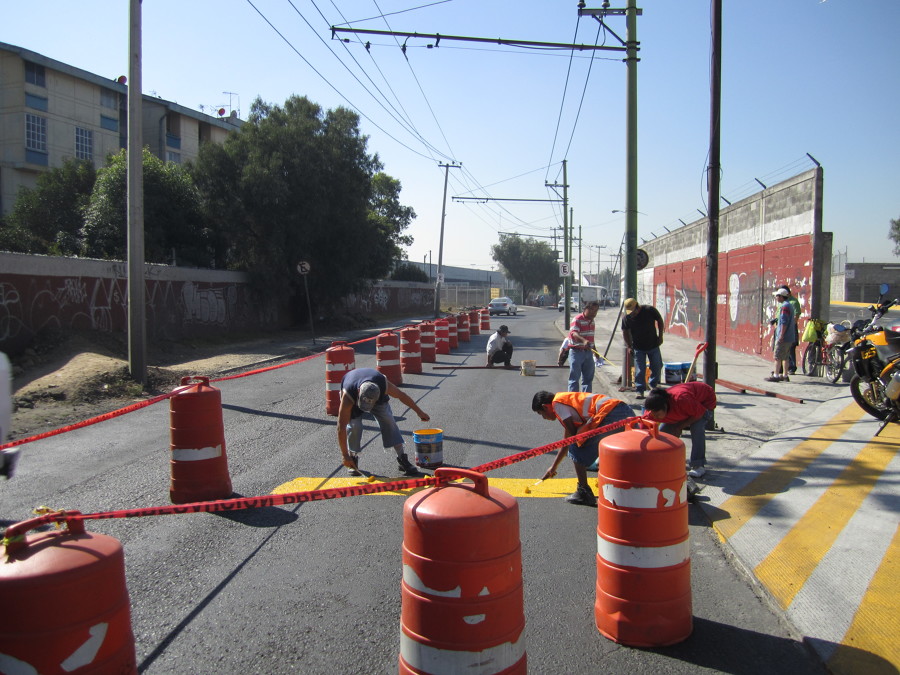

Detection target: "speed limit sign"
[296, 260, 311, 275]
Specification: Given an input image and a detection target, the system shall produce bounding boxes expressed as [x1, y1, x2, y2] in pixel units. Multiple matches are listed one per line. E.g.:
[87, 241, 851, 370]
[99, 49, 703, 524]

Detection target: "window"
[167, 151, 181, 164]
[75, 127, 93, 161]
[25, 93, 48, 112]
[25, 113, 47, 151]
[100, 87, 118, 109]
[25, 61, 46, 87]
[100, 115, 118, 132]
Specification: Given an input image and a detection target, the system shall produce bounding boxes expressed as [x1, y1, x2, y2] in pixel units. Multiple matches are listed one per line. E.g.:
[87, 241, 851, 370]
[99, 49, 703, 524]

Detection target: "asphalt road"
[1, 309, 825, 674]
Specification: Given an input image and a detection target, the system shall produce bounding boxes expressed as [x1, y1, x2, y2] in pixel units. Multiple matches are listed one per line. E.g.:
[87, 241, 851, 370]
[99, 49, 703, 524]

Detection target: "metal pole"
[303, 274, 316, 345]
[622, 0, 639, 389]
[562, 160, 570, 329]
[433, 163, 457, 318]
[127, 0, 146, 386]
[705, 0, 722, 427]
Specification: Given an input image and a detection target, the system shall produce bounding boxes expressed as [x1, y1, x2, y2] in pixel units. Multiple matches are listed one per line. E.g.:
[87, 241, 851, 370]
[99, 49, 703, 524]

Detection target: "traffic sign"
[296, 261, 311, 275]
[559, 262, 571, 277]
[636, 249, 649, 271]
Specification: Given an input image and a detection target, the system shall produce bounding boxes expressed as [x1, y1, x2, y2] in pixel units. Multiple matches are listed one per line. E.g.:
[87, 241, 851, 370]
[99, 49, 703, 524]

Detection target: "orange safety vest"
[551, 392, 621, 445]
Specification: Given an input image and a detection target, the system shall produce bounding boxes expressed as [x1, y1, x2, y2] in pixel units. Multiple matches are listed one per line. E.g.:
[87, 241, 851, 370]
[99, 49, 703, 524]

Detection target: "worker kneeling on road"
[338, 367, 429, 477]
[532, 391, 633, 506]
[643, 381, 716, 479]
[486, 325, 514, 369]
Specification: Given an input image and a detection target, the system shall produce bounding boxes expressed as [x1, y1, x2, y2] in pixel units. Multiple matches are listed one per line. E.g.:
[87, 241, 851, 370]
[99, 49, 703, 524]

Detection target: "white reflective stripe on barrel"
[172, 445, 222, 461]
[402, 351, 421, 359]
[325, 382, 342, 391]
[601, 483, 683, 509]
[378, 359, 401, 366]
[403, 565, 462, 597]
[597, 534, 690, 569]
[400, 633, 524, 675]
[325, 362, 353, 371]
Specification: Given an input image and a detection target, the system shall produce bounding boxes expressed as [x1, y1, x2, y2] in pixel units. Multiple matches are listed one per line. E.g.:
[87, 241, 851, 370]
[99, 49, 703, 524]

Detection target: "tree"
[491, 235, 559, 302]
[0, 158, 95, 254]
[390, 262, 428, 282]
[81, 148, 208, 265]
[190, 95, 416, 314]
[890, 215, 900, 257]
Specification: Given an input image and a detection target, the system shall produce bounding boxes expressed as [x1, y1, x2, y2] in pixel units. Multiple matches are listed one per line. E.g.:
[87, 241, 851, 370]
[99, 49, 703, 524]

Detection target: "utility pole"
[433, 162, 460, 318]
[705, 0, 722, 427]
[127, 0, 146, 386]
[546, 161, 571, 327]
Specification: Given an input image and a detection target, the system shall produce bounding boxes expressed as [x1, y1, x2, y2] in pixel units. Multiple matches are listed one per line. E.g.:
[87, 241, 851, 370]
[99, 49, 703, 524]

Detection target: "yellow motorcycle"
[846, 283, 900, 433]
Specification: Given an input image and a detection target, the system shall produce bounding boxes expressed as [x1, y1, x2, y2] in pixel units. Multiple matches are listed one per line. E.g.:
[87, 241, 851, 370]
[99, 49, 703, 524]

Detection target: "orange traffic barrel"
[419, 321, 436, 363]
[457, 312, 470, 342]
[1, 514, 137, 674]
[434, 319, 450, 355]
[480, 307, 490, 331]
[467, 309, 480, 336]
[400, 468, 526, 674]
[447, 315, 458, 350]
[376, 331, 403, 385]
[400, 325, 423, 374]
[325, 341, 356, 416]
[595, 419, 692, 647]
[169, 376, 232, 504]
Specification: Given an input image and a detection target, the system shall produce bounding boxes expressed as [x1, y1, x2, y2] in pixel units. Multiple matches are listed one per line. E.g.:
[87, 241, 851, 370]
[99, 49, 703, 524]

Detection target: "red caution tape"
[3, 415, 645, 537]
[1, 335, 381, 450]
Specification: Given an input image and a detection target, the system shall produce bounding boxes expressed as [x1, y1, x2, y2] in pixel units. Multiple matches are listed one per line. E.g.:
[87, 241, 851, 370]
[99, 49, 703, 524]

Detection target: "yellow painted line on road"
[713, 403, 866, 541]
[828, 522, 900, 674]
[272, 475, 581, 498]
[754, 425, 899, 608]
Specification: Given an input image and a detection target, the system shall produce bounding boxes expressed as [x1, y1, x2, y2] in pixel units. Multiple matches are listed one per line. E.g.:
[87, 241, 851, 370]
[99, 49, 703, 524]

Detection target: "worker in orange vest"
[531, 390, 634, 505]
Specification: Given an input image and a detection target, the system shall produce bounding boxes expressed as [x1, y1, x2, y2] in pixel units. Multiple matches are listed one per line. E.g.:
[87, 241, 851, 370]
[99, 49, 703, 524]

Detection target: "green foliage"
[890, 215, 900, 257]
[189, 95, 416, 312]
[81, 148, 207, 265]
[0, 158, 95, 254]
[390, 262, 428, 282]
[491, 235, 558, 301]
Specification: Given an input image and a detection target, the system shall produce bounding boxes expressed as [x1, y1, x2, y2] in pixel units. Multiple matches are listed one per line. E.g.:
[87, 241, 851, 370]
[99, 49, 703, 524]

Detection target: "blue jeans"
[568, 348, 595, 392]
[634, 347, 663, 394]
[346, 400, 404, 453]
[660, 409, 711, 467]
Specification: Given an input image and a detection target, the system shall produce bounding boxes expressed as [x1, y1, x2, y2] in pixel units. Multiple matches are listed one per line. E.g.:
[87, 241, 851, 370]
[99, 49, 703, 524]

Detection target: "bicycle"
[801, 320, 847, 383]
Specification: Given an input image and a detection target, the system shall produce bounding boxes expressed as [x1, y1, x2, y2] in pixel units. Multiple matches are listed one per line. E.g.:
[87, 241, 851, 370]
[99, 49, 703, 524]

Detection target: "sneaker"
[397, 454, 419, 477]
[688, 466, 706, 479]
[346, 453, 361, 476]
[635, 392, 645, 400]
[565, 484, 597, 506]
[763, 375, 783, 383]
[782, 375, 790, 382]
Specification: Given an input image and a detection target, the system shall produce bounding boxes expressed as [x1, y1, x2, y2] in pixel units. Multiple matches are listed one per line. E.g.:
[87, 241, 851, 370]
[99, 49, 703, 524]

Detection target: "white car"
[488, 297, 517, 316]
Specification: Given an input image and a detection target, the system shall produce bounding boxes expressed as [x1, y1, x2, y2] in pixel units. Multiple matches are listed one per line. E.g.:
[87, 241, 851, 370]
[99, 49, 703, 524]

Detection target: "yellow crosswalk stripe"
[713, 403, 865, 541]
[827, 522, 900, 674]
[273, 476, 583, 498]
[754, 429, 899, 608]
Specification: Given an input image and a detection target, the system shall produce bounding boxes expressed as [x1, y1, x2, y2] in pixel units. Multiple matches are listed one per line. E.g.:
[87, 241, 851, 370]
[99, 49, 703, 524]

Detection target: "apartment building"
[0, 41, 241, 216]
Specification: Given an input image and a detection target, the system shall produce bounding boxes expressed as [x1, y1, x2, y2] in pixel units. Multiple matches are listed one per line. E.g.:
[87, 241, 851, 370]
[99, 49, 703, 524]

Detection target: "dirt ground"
[6, 327, 321, 442]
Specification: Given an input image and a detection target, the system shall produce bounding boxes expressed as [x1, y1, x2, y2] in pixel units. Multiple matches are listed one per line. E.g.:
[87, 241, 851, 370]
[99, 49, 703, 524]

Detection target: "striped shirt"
[568, 313, 595, 349]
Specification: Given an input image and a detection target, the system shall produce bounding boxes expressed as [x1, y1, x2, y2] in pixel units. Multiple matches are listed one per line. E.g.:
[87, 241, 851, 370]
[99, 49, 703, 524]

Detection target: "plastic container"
[413, 428, 444, 468]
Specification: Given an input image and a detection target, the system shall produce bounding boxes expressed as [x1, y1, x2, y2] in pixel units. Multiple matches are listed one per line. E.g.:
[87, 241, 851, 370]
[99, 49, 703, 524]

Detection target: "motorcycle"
[845, 283, 900, 433]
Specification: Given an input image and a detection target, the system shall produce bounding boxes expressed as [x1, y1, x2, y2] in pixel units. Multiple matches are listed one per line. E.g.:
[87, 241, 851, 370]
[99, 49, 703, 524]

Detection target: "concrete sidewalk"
[554, 305, 899, 674]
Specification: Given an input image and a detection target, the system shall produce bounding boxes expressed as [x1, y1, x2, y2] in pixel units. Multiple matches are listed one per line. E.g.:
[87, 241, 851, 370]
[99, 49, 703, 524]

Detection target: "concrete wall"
[0, 252, 433, 355]
[839, 263, 900, 303]
[636, 167, 830, 357]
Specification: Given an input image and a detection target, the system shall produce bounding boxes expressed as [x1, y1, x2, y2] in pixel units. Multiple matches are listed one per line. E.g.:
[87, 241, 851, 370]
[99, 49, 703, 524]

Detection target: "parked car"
[557, 297, 578, 312]
[488, 297, 518, 316]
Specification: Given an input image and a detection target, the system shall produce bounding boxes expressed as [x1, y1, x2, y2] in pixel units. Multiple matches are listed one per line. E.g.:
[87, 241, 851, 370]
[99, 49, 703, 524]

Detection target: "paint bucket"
[681, 362, 697, 382]
[664, 363, 683, 384]
[520, 360, 537, 376]
[413, 428, 444, 468]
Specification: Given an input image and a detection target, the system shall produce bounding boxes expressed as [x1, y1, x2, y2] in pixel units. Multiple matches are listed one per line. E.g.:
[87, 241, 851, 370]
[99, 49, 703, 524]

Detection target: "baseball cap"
[624, 298, 638, 312]
[498, 325, 511, 333]
[774, 289, 788, 299]
[356, 381, 381, 412]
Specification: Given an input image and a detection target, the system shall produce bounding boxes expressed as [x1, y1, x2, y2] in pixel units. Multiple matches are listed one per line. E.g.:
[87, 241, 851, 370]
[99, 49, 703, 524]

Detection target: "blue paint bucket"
[413, 428, 444, 468]
[664, 363, 683, 384]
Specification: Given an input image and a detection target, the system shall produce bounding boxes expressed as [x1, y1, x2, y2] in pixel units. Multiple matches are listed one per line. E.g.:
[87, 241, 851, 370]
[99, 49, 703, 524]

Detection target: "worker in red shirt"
[643, 381, 716, 479]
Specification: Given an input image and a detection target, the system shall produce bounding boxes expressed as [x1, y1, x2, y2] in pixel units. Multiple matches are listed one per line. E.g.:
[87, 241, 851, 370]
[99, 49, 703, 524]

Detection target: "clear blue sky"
[3, 1, 898, 272]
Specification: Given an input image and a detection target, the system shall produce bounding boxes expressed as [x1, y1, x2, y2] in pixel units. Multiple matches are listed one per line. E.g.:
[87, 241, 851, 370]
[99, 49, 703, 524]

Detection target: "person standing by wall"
[778, 285, 801, 375]
[567, 300, 601, 392]
[766, 289, 797, 382]
[621, 298, 665, 400]
[337, 367, 429, 477]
